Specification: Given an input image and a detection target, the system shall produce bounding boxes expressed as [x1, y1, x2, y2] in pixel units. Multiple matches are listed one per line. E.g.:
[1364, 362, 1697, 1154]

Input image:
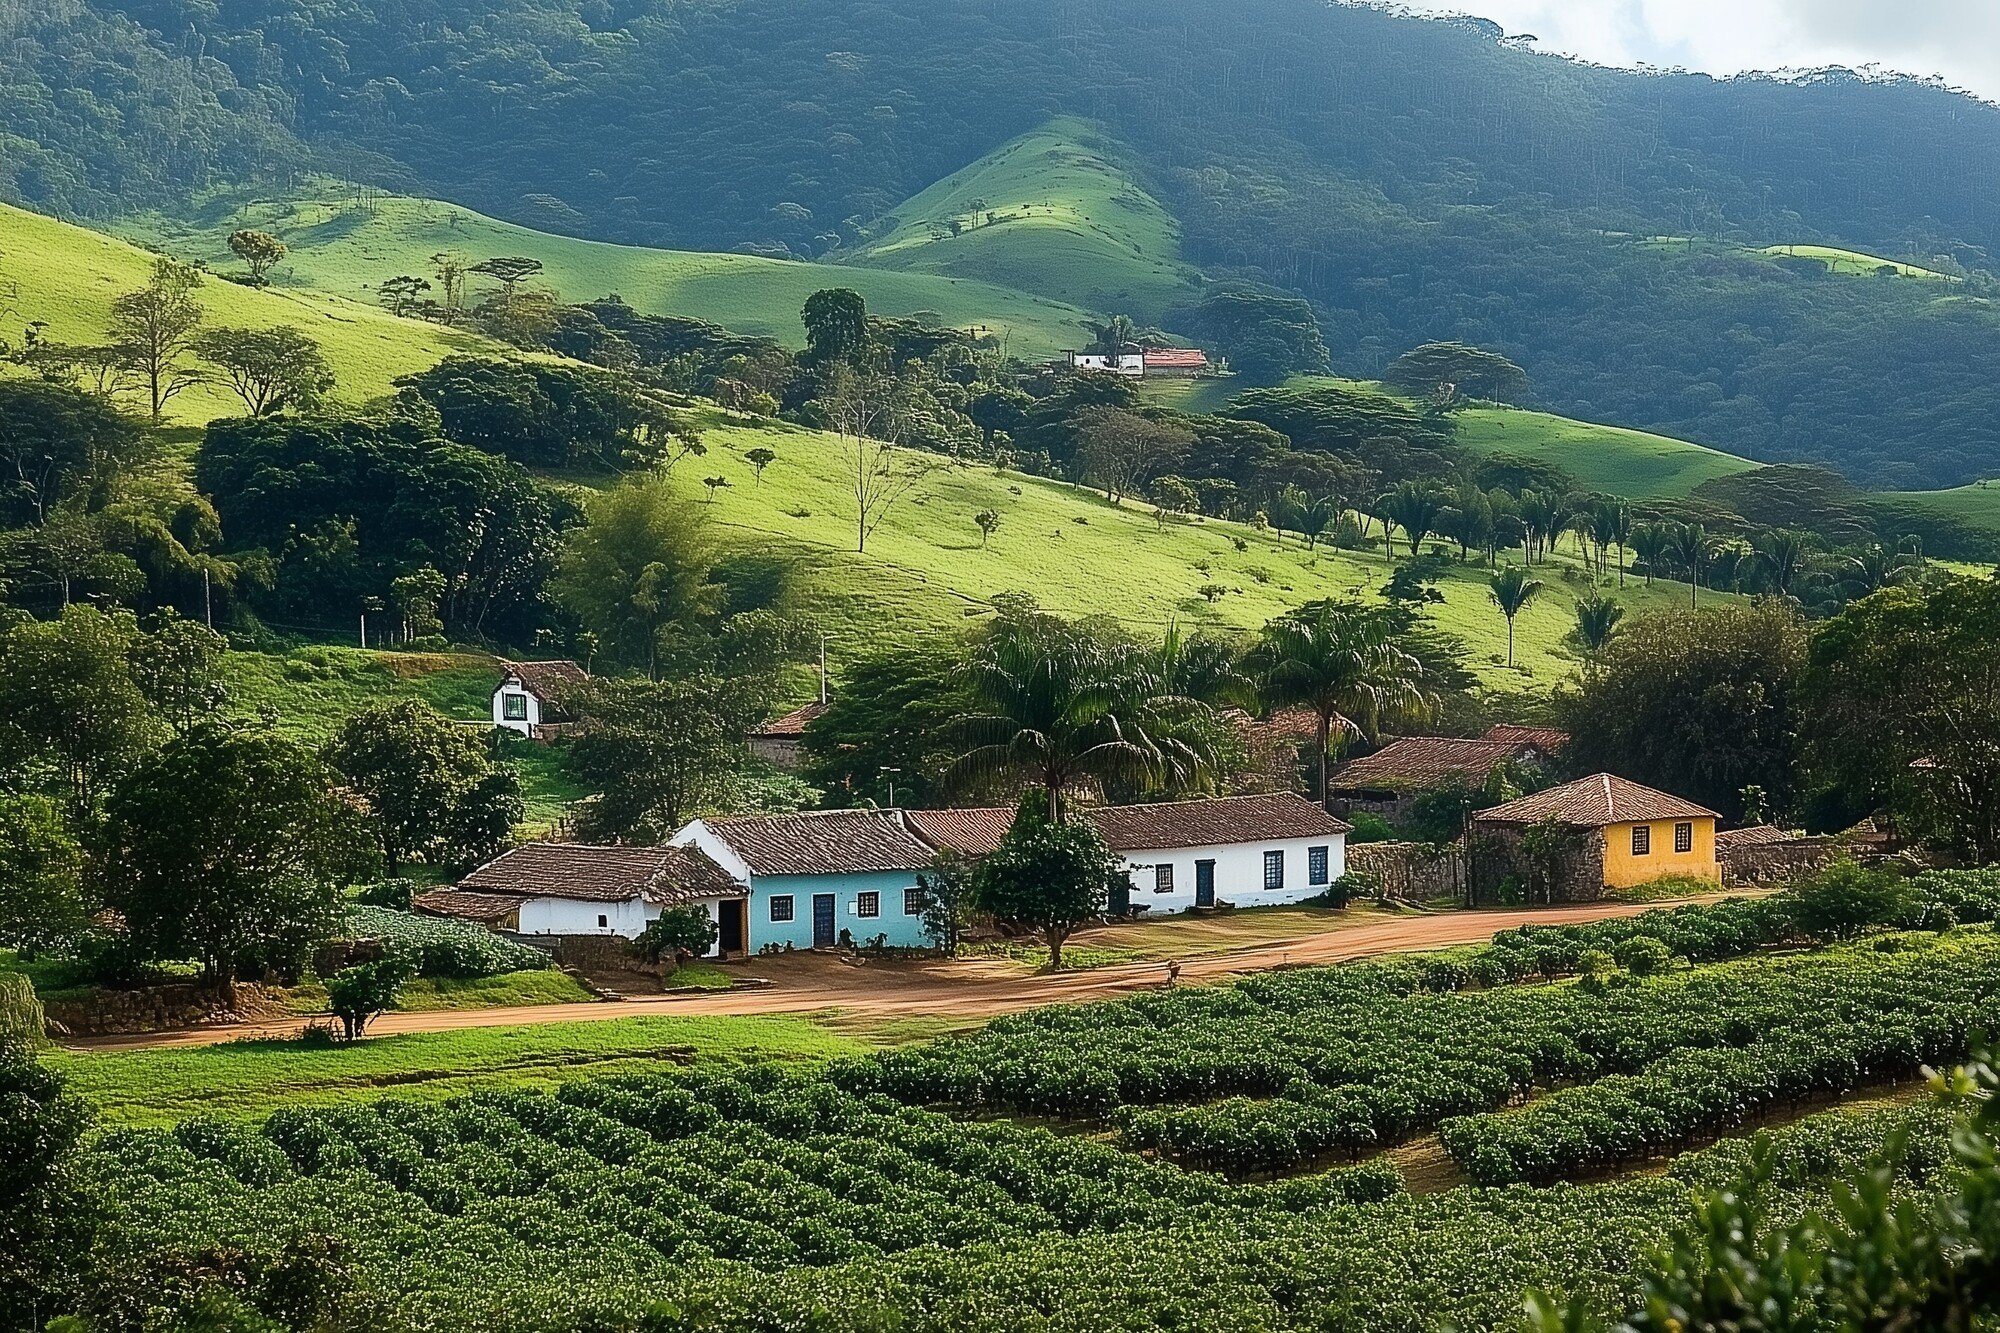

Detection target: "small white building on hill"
[414, 842, 741, 946]
[491, 660, 589, 738]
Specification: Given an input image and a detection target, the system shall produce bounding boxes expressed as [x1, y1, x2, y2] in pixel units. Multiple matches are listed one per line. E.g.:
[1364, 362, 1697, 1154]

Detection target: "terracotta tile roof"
[1484, 724, 1569, 750]
[410, 888, 524, 925]
[905, 807, 1015, 858]
[1083, 792, 1352, 850]
[706, 809, 937, 875]
[749, 701, 828, 739]
[1143, 347, 1209, 369]
[1475, 774, 1719, 828]
[454, 842, 739, 904]
[1332, 737, 1529, 791]
[497, 660, 590, 720]
[1714, 824, 1793, 851]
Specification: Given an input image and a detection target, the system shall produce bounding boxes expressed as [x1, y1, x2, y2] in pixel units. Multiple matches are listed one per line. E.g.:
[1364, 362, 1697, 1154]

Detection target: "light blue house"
[673, 809, 937, 953]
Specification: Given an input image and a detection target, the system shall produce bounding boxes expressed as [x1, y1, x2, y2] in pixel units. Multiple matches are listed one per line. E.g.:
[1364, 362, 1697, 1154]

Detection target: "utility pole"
[202, 568, 212, 629]
[359, 613, 367, 649]
[819, 632, 832, 705]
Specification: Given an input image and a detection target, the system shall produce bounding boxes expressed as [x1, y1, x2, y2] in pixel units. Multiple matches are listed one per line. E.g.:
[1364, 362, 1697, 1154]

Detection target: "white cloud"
[1396, 0, 2000, 101]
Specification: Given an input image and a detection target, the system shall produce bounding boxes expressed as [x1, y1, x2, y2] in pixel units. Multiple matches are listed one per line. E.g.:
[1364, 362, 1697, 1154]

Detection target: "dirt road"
[76, 899, 1692, 1052]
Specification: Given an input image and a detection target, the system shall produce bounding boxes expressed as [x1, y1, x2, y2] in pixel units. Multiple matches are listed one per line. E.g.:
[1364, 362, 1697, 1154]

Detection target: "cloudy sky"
[1397, 1, 2000, 102]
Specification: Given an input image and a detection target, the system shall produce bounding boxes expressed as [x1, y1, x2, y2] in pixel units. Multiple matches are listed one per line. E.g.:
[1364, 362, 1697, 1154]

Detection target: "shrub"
[354, 879, 417, 910]
[346, 906, 550, 978]
[327, 955, 414, 1041]
[1787, 860, 1910, 942]
[1611, 935, 1675, 977]
[0, 973, 46, 1045]
[634, 907, 720, 963]
[1346, 812, 1394, 844]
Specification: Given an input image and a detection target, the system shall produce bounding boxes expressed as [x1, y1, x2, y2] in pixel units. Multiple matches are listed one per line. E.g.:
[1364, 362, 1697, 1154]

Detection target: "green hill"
[119, 189, 1098, 360]
[1757, 244, 1958, 281]
[623, 409, 1702, 692]
[843, 117, 1199, 322]
[1452, 405, 1761, 499]
[0, 201, 495, 425]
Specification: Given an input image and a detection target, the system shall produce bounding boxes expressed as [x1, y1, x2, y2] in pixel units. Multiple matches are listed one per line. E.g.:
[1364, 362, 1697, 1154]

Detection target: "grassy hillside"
[1756, 244, 1958, 281]
[630, 409, 1704, 692]
[1453, 405, 1760, 500]
[120, 188, 1098, 360]
[1876, 483, 2000, 539]
[0, 201, 494, 425]
[843, 117, 1199, 323]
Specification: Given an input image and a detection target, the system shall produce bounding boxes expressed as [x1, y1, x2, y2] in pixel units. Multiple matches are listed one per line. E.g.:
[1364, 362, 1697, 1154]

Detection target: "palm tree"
[1517, 490, 1559, 563]
[1670, 522, 1712, 608]
[1588, 501, 1629, 580]
[1377, 482, 1446, 557]
[1631, 522, 1670, 586]
[1754, 529, 1809, 599]
[1300, 494, 1341, 550]
[1606, 501, 1632, 585]
[1571, 593, 1624, 661]
[946, 615, 1214, 821]
[1489, 565, 1545, 667]
[1249, 602, 1433, 806]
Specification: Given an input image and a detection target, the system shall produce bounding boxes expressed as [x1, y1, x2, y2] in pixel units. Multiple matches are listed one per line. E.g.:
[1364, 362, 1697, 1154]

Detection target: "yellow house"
[1473, 773, 1721, 898]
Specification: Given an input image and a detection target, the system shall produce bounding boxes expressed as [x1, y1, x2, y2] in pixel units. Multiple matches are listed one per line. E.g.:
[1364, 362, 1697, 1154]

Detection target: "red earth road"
[74, 899, 1703, 1051]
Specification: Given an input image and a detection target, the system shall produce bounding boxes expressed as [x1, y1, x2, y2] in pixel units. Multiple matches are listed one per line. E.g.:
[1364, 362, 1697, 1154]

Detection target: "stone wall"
[1344, 841, 1467, 902]
[1721, 835, 1844, 887]
[45, 982, 290, 1038]
[1469, 824, 1608, 905]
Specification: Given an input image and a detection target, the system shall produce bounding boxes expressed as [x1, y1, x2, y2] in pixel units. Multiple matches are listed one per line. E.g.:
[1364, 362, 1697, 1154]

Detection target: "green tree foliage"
[1557, 600, 1809, 823]
[1071, 406, 1192, 505]
[912, 850, 976, 956]
[1175, 286, 1329, 381]
[565, 677, 749, 841]
[396, 356, 654, 468]
[801, 288, 869, 365]
[1487, 564, 1544, 667]
[945, 603, 1220, 819]
[98, 724, 371, 981]
[326, 954, 414, 1042]
[327, 701, 522, 875]
[1380, 342, 1529, 404]
[0, 795, 86, 956]
[633, 907, 720, 964]
[971, 803, 1117, 970]
[0, 1032, 92, 1326]
[0, 380, 147, 527]
[1250, 601, 1432, 804]
[1785, 860, 1910, 944]
[552, 474, 721, 678]
[0, 606, 159, 823]
[195, 412, 563, 641]
[1805, 576, 2000, 858]
[192, 326, 333, 416]
[802, 641, 972, 806]
[225, 228, 286, 284]
[127, 614, 227, 735]
[107, 258, 204, 421]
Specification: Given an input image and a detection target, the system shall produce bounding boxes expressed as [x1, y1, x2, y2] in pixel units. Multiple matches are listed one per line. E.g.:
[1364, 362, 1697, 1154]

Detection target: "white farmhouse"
[491, 660, 589, 738]
[907, 792, 1352, 916]
[414, 842, 743, 950]
[1065, 348, 1147, 376]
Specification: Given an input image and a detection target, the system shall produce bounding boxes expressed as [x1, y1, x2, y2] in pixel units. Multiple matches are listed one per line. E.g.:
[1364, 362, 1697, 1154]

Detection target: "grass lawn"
[1077, 901, 1412, 958]
[1756, 243, 1957, 281]
[0, 201, 497, 427]
[392, 970, 597, 1011]
[844, 116, 1198, 322]
[117, 185, 1098, 361]
[51, 1013, 866, 1126]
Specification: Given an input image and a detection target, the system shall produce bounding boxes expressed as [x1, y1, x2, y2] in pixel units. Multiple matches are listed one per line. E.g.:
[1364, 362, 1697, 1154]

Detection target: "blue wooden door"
[812, 893, 837, 948]
[1195, 860, 1217, 908]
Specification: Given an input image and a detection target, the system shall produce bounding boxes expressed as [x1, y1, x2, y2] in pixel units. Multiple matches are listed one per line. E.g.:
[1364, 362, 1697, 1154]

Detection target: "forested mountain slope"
[13, 0, 2000, 484]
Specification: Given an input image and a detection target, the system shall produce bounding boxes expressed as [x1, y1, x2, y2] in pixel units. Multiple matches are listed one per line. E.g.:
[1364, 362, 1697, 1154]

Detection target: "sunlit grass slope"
[1756, 243, 1958, 281]
[0, 202, 494, 424]
[844, 116, 1199, 322]
[120, 190, 1098, 360]
[1453, 405, 1760, 499]
[632, 410, 1706, 692]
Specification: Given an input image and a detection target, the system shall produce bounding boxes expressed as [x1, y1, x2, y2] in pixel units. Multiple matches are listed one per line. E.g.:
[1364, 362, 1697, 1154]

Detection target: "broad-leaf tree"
[552, 473, 722, 677]
[0, 606, 159, 823]
[327, 700, 522, 875]
[971, 802, 1118, 970]
[566, 676, 750, 840]
[193, 326, 334, 416]
[1250, 601, 1432, 805]
[108, 258, 204, 420]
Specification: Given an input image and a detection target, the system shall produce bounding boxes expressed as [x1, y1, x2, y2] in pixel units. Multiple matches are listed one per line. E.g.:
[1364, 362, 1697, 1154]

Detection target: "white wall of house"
[1114, 834, 1347, 915]
[1066, 352, 1145, 376]
[516, 895, 652, 938]
[492, 676, 546, 736]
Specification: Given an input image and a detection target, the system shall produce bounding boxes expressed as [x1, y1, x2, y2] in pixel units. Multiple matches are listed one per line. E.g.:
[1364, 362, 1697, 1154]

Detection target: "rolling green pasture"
[1756, 243, 1958, 280]
[119, 188, 1097, 359]
[1452, 404, 1760, 499]
[844, 116, 1198, 321]
[624, 410, 1709, 690]
[51, 1015, 865, 1126]
[0, 201, 494, 425]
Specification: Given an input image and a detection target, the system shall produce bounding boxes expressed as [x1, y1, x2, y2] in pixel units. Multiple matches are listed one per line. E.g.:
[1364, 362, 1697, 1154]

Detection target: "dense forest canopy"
[13, 0, 2000, 483]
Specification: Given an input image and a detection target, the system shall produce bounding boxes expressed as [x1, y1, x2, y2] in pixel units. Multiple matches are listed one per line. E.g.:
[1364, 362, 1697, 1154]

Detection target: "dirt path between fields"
[70, 898, 1721, 1052]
